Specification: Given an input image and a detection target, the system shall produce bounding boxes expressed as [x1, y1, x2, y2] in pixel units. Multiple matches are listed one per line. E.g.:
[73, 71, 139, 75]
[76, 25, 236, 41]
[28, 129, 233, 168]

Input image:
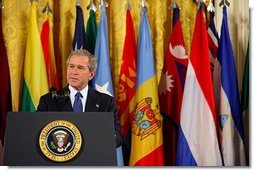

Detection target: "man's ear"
[89, 71, 95, 80]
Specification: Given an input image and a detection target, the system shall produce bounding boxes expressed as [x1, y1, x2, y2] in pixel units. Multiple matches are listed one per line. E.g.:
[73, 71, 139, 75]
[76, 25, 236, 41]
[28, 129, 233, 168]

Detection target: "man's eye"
[78, 66, 86, 70]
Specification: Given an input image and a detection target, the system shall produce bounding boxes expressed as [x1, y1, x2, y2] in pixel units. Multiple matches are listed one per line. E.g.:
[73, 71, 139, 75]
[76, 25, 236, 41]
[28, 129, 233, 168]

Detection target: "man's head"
[66, 49, 97, 91]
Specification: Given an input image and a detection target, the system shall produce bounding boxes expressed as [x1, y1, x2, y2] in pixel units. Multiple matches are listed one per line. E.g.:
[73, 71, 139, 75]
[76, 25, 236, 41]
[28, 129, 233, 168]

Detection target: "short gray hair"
[66, 49, 97, 72]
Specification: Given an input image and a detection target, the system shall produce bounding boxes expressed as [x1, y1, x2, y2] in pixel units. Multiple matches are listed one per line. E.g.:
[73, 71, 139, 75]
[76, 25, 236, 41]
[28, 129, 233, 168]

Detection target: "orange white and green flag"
[21, 1, 48, 111]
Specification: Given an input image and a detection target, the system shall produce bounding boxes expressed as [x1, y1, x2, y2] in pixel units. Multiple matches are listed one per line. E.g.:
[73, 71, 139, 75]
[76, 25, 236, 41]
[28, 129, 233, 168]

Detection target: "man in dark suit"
[37, 49, 123, 148]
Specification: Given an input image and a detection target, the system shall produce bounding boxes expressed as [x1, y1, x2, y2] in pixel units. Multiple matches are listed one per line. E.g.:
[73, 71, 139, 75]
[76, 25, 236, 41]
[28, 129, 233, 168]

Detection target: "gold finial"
[42, 2, 53, 14]
[219, 0, 230, 7]
[169, 0, 180, 10]
[99, 0, 108, 8]
[87, 0, 97, 12]
[125, 0, 131, 10]
[207, 0, 215, 12]
[138, 0, 149, 8]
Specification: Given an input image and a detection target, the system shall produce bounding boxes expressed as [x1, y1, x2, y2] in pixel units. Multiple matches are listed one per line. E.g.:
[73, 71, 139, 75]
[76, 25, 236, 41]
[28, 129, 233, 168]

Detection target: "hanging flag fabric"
[91, 5, 123, 166]
[116, 9, 137, 165]
[158, 7, 188, 165]
[207, 11, 221, 116]
[129, 7, 164, 166]
[72, 5, 86, 50]
[85, 10, 97, 55]
[217, 6, 246, 166]
[0, 10, 12, 144]
[41, 12, 59, 89]
[21, 2, 48, 111]
[92, 6, 113, 96]
[241, 42, 249, 165]
[176, 5, 222, 166]
[241, 42, 249, 112]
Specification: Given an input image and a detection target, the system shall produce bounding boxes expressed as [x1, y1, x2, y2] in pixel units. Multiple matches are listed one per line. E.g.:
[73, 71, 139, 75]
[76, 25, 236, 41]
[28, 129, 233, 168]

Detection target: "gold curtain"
[2, 0, 249, 114]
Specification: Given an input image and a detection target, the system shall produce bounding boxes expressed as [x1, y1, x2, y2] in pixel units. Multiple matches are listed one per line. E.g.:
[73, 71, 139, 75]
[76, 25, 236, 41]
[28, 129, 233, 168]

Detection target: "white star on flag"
[95, 82, 112, 96]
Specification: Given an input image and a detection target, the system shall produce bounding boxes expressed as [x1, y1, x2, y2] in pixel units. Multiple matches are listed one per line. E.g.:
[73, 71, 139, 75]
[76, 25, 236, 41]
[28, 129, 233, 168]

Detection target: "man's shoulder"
[89, 87, 113, 101]
[40, 92, 52, 99]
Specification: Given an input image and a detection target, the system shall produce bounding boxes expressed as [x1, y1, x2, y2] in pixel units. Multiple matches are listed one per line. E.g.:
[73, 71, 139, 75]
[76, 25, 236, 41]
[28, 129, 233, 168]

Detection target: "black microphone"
[50, 86, 58, 99]
[62, 87, 70, 99]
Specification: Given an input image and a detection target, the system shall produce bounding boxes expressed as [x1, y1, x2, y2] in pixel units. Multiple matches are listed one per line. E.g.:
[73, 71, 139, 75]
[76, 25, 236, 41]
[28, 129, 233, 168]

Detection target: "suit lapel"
[85, 87, 100, 112]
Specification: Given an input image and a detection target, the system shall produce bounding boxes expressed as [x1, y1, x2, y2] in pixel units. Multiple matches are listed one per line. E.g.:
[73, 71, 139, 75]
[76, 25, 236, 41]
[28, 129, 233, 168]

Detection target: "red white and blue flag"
[176, 5, 222, 166]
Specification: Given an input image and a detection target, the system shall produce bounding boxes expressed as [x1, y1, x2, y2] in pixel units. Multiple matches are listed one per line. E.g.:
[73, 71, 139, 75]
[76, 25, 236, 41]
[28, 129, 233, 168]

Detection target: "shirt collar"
[68, 85, 89, 99]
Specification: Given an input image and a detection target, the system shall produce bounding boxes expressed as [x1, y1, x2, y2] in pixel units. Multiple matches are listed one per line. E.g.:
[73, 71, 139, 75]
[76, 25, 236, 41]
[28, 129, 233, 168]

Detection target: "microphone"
[62, 87, 70, 98]
[50, 86, 58, 99]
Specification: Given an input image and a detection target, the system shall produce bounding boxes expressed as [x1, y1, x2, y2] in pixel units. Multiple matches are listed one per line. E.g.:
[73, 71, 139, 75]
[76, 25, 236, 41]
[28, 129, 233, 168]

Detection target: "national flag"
[21, 1, 48, 111]
[41, 10, 59, 89]
[91, 6, 113, 96]
[72, 5, 86, 50]
[91, 5, 123, 166]
[85, 9, 97, 55]
[116, 9, 137, 165]
[129, 7, 164, 166]
[241, 42, 249, 165]
[241, 42, 249, 112]
[207, 11, 220, 116]
[176, 5, 222, 166]
[158, 7, 188, 165]
[217, 6, 246, 166]
[0, 10, 12, 144]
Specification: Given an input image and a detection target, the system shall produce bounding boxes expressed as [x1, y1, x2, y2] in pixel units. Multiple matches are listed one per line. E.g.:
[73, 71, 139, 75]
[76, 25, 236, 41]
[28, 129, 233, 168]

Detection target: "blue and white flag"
[91, 5, 124, 166]
[217, 6, 246, 166]
[72, 5, 86, 50]
[92, 6, 113, 97]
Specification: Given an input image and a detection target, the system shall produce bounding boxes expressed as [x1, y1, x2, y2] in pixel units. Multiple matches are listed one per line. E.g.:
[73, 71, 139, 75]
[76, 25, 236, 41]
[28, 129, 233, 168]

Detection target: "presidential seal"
[39, 120, 82, 162]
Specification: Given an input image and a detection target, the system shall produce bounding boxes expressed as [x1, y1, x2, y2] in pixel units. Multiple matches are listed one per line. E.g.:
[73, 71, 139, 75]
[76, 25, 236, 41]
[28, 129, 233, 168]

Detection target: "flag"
[41, 11, 59, 89]
[91, 5, 123, 166]
[217, 6, 246, 166]
[208, 11, 219, 77]
[116, 9, 137, 165]
[176, 5, 222, 166]
[21, 1, 48, 111]
[85, 9, 97, 55]
[129, 7, 164, 166]
[92, 6, 113, 96]
[241, 42, 249, 165]
[72, 5, 86, 50]
[241, 43, 249, 112]
[158, 7, 188, 165]
[0, 10, 12, 143]
[207, 11, 220, 116]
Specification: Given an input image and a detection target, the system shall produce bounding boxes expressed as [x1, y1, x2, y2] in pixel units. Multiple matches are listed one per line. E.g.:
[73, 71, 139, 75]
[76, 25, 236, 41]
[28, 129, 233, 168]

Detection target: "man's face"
[67, 55, 95, 91]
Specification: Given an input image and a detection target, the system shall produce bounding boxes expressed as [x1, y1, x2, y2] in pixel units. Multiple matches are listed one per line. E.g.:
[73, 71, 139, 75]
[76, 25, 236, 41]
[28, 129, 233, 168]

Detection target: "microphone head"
[63, 87, 70, 98]
[50, 86, 58, 98]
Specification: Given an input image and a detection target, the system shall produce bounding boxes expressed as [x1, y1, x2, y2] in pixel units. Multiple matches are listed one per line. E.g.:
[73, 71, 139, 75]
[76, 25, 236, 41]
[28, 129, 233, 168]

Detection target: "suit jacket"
[37, 86, 123, 147]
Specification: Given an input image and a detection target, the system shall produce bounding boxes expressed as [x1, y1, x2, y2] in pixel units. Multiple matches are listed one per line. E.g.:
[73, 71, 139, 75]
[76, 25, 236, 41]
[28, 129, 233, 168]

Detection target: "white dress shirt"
[68, 85, 88, 112]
